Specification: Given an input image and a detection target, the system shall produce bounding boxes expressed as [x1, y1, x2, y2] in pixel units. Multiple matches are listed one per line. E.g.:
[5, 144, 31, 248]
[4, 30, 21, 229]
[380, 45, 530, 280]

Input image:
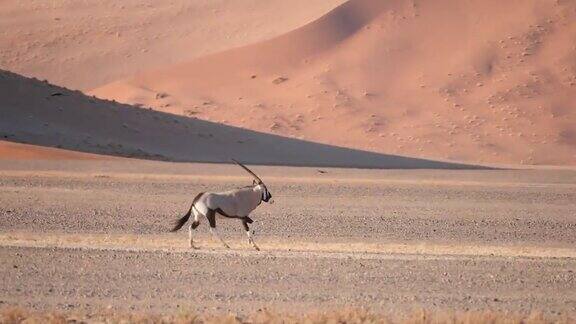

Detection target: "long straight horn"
[231, 159, 263, 184]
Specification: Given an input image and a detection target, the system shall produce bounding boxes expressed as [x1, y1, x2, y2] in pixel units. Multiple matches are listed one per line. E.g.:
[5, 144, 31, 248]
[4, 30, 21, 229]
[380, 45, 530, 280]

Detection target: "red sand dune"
[93, 0, 576, 166]
[0, 141, 106, 160]
[0, 0, 344, 90]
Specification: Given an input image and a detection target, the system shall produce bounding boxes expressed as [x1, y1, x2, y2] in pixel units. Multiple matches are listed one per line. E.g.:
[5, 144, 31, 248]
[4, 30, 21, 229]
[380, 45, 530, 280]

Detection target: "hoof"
[253, 245, 261, 251]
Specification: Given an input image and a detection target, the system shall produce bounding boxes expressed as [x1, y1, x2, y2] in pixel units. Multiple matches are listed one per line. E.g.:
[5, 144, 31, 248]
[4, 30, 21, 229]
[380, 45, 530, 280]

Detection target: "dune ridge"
[93, 0, 576, 166]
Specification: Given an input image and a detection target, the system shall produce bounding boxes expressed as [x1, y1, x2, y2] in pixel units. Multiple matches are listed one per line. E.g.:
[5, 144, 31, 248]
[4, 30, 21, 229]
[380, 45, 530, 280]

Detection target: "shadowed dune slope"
[0, 70, 480, 169]
[93, 0, 576, 166]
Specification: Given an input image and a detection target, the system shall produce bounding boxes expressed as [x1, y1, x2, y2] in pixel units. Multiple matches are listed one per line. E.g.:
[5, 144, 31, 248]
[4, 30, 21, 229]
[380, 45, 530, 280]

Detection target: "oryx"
[170, 159, 273, 250]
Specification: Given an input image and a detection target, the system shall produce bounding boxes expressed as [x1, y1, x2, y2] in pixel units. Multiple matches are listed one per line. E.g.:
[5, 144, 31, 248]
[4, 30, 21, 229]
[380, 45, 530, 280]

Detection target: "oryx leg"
[242, 217, 260, 251]
[206, 209, 230, 249]
[188, 207, 201, 249]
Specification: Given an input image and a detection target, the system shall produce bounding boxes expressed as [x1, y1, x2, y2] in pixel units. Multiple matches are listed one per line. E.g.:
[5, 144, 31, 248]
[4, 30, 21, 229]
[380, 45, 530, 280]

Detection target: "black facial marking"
[261, 186, 272, 202]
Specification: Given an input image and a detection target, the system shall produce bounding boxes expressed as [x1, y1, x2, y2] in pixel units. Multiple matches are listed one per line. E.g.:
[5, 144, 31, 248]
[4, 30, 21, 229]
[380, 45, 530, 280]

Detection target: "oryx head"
[232, 159, 274, 204]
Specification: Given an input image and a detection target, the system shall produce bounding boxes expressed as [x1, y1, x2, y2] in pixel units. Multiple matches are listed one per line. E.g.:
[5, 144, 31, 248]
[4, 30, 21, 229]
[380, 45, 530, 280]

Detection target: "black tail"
[170, 192, 204, 232]
[170, 206, 192, 232]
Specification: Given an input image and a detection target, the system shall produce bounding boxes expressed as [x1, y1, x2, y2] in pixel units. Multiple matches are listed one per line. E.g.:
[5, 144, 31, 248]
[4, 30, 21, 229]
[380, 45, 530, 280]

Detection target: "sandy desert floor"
[0, 159, 574, 317]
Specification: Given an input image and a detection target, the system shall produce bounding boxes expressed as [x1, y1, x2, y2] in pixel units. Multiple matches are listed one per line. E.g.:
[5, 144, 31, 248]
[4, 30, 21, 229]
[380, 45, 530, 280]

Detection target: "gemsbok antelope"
[170, 159, 273, 250]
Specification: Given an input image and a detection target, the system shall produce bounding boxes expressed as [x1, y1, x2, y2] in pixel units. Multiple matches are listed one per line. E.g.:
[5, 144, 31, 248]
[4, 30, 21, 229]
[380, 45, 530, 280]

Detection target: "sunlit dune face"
[89, 0, 576, 166]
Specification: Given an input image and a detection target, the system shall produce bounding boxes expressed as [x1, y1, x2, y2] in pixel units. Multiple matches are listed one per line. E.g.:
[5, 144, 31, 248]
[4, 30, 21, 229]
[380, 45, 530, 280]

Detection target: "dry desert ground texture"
[0, 160, 575, 322]
[1, 0, 576, 323]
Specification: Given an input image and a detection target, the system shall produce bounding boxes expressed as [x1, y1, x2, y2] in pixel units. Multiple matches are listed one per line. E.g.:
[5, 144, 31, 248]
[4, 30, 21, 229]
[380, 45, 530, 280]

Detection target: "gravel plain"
[0, 160, 575, 316]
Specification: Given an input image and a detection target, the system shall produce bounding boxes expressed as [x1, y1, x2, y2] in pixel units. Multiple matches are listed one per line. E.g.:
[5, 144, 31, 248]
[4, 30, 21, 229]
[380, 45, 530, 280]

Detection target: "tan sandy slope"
[0, 0, 344, 90]
[93, 0, 576, 166]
